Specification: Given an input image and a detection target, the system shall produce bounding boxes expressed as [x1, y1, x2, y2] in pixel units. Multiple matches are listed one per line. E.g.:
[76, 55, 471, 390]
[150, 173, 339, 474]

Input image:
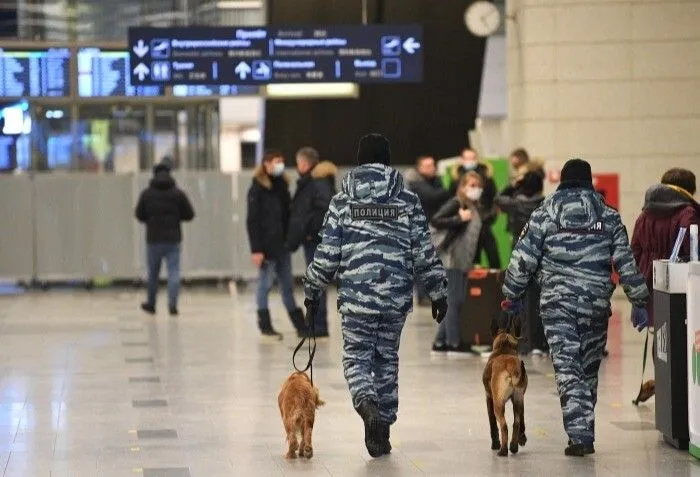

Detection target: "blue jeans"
[303, 241, 328, 334]
[256, 252, 298, 312]
[146, 243, 181, 310]
[434, 269, 465, 347]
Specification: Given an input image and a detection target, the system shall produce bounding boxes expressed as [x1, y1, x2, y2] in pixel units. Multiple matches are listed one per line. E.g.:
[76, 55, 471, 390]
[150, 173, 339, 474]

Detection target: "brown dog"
[483, 318, 528, 456]
[278, 371, 325, 459]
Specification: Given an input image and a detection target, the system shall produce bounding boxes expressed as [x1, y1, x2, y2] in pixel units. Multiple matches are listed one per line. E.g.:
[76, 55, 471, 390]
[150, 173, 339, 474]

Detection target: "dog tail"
[314, 387, 325, 408]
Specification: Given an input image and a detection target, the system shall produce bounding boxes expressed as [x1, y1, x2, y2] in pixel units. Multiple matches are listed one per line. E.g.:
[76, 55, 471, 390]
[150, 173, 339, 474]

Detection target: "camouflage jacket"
[304, 163, 448, 316]
[503, 185, 649, 317]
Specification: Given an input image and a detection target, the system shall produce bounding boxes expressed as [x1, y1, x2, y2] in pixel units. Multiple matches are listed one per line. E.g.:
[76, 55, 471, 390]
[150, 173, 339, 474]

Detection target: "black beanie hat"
[560, 158, 592, 185]
[357, 134, 391, 166]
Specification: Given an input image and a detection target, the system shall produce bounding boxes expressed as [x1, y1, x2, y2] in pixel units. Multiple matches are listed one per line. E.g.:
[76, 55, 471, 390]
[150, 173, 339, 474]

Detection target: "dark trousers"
[478, 225, 501, 269]
[524, 282, 548, 352]
[303, 241, 329, 334]
[146, 242, 181, 310]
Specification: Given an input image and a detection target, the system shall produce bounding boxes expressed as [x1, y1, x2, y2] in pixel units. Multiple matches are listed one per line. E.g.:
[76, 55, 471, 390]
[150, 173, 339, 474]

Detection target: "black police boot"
[257, 309, 282, 341]
[566, 440, 595, 456]
[356, 401, 383, 458]
[380, 422, 392, 455]
[288, 307, 308, 338]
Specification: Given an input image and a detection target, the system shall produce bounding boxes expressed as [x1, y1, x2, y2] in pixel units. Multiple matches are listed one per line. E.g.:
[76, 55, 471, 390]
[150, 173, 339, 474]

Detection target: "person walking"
[135, 157, 195, 316]
[501, 158, 649, 457]
[495, 170, 548, 355]
[630, 168, 700, 403]
[304, 134, 448, 458]
[429, 171, 484, 354]
[246, 149, 306, 340]
[404, 155, 452, 306]
[286, 147, 337, 338]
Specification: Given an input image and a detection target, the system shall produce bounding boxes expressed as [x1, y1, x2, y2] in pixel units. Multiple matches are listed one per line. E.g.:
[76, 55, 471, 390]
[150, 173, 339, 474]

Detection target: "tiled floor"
[0, 287, 698, 476]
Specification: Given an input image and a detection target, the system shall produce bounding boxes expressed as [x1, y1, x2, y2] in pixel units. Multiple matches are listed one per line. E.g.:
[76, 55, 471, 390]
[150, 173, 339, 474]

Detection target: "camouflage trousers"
[341, 313, 407, 424]
[542, 308, 609, 444]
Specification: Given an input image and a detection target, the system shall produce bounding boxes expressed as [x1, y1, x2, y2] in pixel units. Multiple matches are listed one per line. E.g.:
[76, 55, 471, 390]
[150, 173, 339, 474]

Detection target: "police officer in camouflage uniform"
[304, 134, 448, 458]
[501, 159, 649, 457]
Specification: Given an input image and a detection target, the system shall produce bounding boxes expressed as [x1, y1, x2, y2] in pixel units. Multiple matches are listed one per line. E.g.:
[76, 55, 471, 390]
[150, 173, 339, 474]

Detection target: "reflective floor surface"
[0, 287, 698, 476]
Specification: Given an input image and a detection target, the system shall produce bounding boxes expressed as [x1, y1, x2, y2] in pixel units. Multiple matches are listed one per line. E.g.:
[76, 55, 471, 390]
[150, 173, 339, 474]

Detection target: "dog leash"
[292, 308, 317, 385]
[632, 327, 652, 406]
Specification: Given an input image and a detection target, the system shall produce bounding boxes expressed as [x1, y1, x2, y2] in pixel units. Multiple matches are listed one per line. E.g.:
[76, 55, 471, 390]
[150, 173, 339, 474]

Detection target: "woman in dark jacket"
[430, 171, 483, 354]
[246, 149, 305, 339]
[632, 168, 700, 326]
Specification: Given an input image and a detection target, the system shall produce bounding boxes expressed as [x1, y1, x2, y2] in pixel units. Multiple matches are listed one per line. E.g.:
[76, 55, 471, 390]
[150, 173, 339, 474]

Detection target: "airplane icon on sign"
[150, 39, 170, 59]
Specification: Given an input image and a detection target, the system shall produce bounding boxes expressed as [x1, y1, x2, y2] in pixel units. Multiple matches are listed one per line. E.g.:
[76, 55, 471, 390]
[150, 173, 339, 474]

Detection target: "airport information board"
[0, 48, 70, 97]
[172, 84, 259, 97]
[78, 48, 164, 97]
[128, 25, 423, 86]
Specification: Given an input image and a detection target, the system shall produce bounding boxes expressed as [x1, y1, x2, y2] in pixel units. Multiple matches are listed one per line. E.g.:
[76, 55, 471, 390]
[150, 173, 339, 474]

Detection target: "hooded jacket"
[135, 167, 195, 244]
[404, 168, 452, 220]
[246, 165, 292, 260]
[304, 163, 448, 316]
[286, 161, 338, 252]
[503, 186, 648, 318]
[632, 183, 700, 294]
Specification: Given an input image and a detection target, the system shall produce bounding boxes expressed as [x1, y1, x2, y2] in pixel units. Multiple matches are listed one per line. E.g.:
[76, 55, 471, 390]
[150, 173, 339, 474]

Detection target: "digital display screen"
[78, 48, 164, 97]
[129, 25, 423, 85]
[0, 48, 70, 97]
[172, 84, 259, 97]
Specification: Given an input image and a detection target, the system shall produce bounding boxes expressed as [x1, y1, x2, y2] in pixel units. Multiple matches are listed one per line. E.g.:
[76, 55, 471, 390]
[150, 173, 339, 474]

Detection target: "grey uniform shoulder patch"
[350, 204, 400, 221]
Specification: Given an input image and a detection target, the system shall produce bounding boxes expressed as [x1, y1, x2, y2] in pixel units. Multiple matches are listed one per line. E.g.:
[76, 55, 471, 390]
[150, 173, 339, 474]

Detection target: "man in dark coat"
[495, 170, 547, 355]
[286, 146, 337, 337]
[246, 149, 305, 339]
[632, 168, 700, 326]
[404, 155, 452, 306]
[135, 157, 195, 316]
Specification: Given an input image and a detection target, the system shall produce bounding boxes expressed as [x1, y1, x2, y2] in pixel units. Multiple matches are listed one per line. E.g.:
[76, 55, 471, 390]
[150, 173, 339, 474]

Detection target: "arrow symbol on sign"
[133, 63, 150, 81]
[235, 61, 252, 80]
[133, 39, 149, 58]
[403, 37, 421, 54]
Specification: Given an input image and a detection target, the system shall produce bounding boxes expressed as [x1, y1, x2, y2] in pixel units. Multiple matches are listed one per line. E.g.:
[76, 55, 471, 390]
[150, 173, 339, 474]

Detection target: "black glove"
[432, 297, 448, 324]
[304, 297, 319, 325]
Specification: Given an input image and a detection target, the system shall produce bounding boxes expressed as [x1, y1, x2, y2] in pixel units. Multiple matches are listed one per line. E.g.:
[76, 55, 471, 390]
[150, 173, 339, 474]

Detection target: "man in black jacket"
[286, 147, 337, 338]
[405, 155, 452, 221]
[405, 155, 452, 306]
[246, 149, 306, 340]
[135, 158, 195, 316]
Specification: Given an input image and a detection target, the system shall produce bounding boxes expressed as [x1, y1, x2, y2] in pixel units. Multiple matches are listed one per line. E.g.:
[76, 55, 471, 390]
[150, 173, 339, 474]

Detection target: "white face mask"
[270, 162, 285, 177]
[466, 187, 483, 201]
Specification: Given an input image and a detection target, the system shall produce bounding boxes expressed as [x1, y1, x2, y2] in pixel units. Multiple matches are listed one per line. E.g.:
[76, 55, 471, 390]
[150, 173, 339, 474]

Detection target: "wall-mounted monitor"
[0, 48, 70, 98]
[78, 47, 164, 97]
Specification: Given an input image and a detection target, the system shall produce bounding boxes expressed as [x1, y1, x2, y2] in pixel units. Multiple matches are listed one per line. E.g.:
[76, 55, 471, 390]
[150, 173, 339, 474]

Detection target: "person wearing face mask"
[430, 171, 484, 354]
[285, 146, 338, 338]
[246, 149, 306, 340]
[443, 148, 500, 269]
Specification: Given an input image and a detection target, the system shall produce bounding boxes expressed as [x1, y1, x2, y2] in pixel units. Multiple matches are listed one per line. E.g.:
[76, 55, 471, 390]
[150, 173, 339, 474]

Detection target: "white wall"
[218, 96, 265, 172]
[507, 0, 700, 229]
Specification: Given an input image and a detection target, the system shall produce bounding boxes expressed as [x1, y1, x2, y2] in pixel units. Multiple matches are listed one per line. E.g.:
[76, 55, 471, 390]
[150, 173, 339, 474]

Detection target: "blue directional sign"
[128, 25, 423, 85]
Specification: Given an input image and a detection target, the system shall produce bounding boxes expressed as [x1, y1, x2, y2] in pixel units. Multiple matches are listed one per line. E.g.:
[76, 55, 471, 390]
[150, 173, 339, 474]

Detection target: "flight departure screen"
[0, 48, 70, 97]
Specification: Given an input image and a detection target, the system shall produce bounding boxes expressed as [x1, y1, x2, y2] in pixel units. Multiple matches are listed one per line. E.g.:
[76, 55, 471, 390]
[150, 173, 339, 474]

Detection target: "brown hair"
[510, 148, 529, 163]
[263, 149, 283, 163]
[457, 170, 483, 203]
[661, 168, 696, 195]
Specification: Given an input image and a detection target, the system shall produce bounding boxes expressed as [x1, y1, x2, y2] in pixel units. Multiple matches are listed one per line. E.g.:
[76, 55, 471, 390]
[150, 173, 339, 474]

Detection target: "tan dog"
[483, 318, 528, 456]
[278, 371, 325, 459]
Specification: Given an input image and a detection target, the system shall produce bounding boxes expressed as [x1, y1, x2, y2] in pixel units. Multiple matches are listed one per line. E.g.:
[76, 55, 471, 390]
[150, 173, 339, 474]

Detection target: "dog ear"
[491, 318, 500, 338]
